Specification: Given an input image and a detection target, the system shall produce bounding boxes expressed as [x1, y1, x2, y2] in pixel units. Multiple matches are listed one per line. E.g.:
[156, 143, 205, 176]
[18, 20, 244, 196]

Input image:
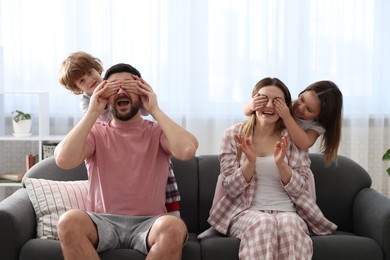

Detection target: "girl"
[244, 80, 343, 165]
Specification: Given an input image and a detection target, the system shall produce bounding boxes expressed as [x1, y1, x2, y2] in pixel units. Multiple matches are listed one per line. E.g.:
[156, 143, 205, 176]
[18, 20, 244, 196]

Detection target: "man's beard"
[110, 103, 141, 121]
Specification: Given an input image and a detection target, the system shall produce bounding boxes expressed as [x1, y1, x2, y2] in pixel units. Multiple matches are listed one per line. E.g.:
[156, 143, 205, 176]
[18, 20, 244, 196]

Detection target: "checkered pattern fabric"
[166, 164, 181, 204]
[208, 122, 337, 258]
[229, 210, 312, 259]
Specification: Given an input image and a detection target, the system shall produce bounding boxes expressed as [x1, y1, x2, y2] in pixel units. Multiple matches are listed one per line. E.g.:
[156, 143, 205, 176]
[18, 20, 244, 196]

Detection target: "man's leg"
[57, 209, 99, 260]
[146, 215, 187, 260]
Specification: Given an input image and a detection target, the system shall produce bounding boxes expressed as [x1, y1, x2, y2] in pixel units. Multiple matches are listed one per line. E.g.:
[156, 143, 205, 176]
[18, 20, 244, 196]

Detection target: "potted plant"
[12, 110, 32, 137]
[383, 149, 390, 176]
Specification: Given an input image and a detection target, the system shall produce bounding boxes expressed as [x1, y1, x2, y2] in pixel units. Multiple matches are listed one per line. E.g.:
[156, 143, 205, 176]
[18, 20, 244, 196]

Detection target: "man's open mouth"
[117, 100, 130, 107]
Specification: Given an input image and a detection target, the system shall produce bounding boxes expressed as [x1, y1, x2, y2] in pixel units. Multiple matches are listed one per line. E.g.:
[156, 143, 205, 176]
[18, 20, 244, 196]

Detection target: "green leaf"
[387, 167, 390, 176]
[383, 149, 390, 161]
[12, 110, 31, 122]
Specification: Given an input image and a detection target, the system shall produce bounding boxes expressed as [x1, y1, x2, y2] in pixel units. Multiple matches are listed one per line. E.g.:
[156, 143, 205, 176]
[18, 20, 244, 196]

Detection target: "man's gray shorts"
[87, 212, 159, 254]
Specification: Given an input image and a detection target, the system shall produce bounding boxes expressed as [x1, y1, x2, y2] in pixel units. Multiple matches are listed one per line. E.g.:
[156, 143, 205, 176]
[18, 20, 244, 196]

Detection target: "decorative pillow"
[24, 178, 89, 240]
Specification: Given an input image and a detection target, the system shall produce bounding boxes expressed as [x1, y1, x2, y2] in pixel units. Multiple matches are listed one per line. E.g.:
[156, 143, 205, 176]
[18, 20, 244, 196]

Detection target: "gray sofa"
[1, 154, 390, 260]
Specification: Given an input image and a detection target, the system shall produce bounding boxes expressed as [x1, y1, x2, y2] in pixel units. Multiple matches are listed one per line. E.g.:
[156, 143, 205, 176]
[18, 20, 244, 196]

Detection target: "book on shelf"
[0, 172, 25, 182]
[26, 154, 39, 171]
[0, 154, 38, 183]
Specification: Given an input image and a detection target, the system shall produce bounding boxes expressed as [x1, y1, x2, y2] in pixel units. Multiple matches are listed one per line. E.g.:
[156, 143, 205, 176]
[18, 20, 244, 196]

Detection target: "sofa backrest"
[23, 153, 373, 234]
[310, 153, 372, 231]
[198, 155, 221, 233]
[171, 155, 221, 234]
[23, 156, 88, 183]
[173, 153, 373, 234]
[170, 156, 200, 233]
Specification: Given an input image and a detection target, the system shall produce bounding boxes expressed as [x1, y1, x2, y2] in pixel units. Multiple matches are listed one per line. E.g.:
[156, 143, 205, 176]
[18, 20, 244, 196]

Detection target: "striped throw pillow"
[24, 178, 88, 240]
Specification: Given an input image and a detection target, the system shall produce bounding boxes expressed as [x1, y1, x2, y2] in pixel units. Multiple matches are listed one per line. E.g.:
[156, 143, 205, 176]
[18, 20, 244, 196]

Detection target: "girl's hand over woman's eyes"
[274, 98, 291, 119]
[250, 93, 268, 112]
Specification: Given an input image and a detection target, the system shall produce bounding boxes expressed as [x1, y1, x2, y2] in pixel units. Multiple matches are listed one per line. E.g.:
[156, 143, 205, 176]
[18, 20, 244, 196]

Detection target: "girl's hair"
[59, 51, 104, 94]
[300, 80, 343, 165]
[237, 77, 292, 160]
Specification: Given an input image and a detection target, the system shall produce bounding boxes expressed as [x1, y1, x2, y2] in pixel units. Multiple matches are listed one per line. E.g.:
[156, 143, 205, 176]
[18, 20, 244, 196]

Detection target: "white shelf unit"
[0, 182, 22, 187]
[0, 92, 64, 171]
[0, 92, 66, 201]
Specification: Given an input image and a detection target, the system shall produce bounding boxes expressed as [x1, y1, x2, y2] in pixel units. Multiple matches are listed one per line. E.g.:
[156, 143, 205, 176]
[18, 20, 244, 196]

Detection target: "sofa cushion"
[311, 233, 383, 260]
[24, 177, 88, 239]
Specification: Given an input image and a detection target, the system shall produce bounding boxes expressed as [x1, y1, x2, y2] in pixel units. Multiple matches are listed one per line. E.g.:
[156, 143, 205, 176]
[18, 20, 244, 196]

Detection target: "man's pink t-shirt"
[85, 119, 170, 216]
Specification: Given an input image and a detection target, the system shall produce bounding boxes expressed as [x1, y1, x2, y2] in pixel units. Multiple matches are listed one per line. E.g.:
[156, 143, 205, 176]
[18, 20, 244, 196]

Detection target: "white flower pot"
[13, 119, 32, 135]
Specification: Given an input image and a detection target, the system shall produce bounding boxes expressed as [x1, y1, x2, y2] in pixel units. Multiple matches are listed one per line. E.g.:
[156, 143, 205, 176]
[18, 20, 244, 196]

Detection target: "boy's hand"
[90, 81, 111, 113]
[274, 98, 291, 120]
[120, 75, 144, 96]
[104, 75, 146, 98]
[100, 81, 120, 99]
[249, 93, 268, 112]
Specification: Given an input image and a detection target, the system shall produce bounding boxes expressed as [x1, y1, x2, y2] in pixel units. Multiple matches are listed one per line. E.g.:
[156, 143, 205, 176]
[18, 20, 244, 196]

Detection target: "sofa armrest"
[0, 188, 36, 260]
[353, 187, 390, 260]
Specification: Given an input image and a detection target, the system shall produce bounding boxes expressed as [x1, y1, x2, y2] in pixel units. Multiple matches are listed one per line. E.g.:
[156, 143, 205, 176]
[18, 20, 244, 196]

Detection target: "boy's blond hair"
[59, 51, 103, 94]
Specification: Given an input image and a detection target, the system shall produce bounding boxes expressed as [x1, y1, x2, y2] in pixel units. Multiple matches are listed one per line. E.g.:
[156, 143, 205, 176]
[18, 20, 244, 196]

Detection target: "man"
[54, 63, 198, 260]
[58, 52, 182, 217]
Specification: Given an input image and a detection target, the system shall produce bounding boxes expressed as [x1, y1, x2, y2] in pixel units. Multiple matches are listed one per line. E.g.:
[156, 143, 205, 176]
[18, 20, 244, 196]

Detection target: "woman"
[208, 77, 337, 259]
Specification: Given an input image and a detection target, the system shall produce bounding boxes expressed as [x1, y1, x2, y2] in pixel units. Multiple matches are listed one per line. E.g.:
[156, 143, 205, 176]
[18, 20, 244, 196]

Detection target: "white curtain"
[1, 0, 389, 196]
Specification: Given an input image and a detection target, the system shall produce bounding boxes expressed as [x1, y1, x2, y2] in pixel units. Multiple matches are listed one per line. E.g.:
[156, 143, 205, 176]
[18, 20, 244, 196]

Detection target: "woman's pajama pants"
[229, 210, 312, 260]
